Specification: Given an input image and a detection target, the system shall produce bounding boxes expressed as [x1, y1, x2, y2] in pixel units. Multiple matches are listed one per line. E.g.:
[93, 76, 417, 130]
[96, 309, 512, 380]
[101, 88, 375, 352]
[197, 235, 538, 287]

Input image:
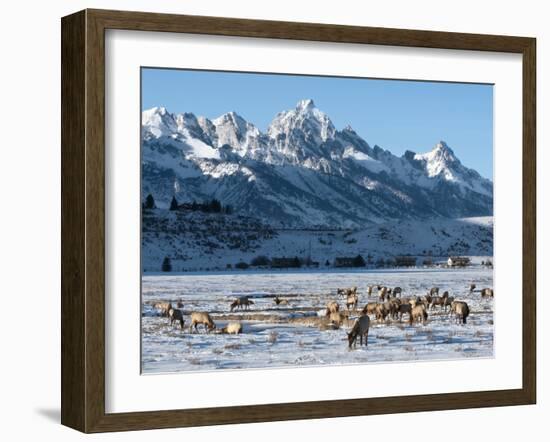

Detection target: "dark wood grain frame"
[61, 8, 536, 433]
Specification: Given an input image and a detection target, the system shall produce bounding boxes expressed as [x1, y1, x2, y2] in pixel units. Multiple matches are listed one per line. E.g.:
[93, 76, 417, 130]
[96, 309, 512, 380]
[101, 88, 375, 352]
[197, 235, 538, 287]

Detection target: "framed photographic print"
[61, 9, 536, 433]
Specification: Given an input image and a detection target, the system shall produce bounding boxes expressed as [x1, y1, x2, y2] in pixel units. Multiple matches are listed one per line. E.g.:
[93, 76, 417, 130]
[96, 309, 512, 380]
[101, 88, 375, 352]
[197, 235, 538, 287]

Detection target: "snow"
[342, 146, 390, 173]
[141, 267, 494, 373]
[180, 130, 220, 160]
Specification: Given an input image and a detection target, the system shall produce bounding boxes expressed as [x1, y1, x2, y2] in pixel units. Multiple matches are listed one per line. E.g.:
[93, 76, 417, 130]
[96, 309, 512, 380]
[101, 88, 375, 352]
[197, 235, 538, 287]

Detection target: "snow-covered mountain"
[142, 100, 493, 228]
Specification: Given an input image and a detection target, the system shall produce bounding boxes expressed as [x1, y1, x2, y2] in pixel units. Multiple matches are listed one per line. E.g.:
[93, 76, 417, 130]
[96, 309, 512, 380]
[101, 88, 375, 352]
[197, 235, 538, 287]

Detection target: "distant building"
[334, 257, 356, 268]
[447, 256, 471, 267]
[271, 257, 301, 268]
[394, 256, 417, 267]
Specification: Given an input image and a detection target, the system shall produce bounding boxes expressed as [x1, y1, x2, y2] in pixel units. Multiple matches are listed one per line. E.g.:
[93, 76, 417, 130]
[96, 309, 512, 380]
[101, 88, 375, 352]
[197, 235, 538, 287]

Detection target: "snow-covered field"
[142, 267, 494, 374]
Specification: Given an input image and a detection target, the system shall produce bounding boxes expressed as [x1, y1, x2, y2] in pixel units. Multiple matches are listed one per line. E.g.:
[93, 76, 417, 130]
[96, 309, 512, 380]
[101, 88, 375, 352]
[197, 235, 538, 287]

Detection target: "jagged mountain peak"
[213, 111, 247, 126]
[432, 140, 457, 160]
[142, 106, 178, 138]
[145, 106, 168, 116]
[295, 98, 316, 112]
[267, 99, 336, 150]
[414, 140, 461, 178]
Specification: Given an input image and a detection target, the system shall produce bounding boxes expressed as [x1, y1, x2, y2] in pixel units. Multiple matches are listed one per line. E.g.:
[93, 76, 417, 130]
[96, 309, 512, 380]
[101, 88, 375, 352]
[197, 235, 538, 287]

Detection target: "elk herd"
[151, 281, 492, 350]
[331, 282, 492, 348]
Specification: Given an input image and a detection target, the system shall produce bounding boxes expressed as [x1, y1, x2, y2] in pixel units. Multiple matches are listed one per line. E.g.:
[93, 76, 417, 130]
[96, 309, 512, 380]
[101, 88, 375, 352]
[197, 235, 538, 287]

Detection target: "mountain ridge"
[141, 99, 493, 228]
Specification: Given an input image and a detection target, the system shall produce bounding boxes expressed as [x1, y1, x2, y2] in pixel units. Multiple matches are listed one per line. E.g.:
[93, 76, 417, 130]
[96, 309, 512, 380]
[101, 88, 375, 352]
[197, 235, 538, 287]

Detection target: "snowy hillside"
[141, 100, 493, 228]
[142, 208, 493, 272]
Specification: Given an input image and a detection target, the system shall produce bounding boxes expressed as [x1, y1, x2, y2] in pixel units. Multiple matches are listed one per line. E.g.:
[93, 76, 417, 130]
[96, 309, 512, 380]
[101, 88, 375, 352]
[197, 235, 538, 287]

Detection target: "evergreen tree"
[353, 254, 366, 267]
[144, 194, 156, 209]
[161, 256, 172, 272]
[169, 196, 179, 211]
[210, 198, 222, 213]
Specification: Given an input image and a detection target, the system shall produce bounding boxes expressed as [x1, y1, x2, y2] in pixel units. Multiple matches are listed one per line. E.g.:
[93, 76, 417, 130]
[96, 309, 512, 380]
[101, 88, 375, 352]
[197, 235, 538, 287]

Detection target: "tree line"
[142, 193, 233, 214]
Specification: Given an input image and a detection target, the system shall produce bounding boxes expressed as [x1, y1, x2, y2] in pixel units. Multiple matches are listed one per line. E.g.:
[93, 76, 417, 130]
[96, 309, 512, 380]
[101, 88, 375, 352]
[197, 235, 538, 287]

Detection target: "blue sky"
[142, 68, 493, 179]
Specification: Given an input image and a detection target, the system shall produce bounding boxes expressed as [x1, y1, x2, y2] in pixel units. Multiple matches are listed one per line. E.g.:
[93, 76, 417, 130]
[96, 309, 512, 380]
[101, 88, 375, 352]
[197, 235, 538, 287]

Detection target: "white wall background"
[0, 0, 546, 440]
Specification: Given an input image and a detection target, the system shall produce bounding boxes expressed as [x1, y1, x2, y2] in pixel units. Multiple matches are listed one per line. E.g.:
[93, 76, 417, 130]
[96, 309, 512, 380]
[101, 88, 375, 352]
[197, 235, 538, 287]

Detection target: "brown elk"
[385, 299, 400, 320]
[450, 301, 470, 324]
[469, 284, 476, 293]
[168, 308, 185, 329]
[481, 288, 494, 298]
[409, 305, 428, 325]
[347, 315, 370, 348]
[189, 312, 216, 333]
[361, 302, 378, 316]
[230, 297, 255, 312]
[328, 312, 345, 328]
[325, 301, 340, 316]
[153, 301, 173, 317]
[274, 296, 289, 306]
[338, 286, 358, 298]
[378, 286, 388, 302]
[397, 303, 412, 322]
[346, 292, 359, 310]
[442, 295, 455, 312]
[375, 303, 389, 322]
[424, 293, 433, 307]
[430, 292, 451, 311]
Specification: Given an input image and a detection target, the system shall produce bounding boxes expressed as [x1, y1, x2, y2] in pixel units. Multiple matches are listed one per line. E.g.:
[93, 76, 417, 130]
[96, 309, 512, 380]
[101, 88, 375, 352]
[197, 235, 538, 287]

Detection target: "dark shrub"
[251, 255, 270, 266]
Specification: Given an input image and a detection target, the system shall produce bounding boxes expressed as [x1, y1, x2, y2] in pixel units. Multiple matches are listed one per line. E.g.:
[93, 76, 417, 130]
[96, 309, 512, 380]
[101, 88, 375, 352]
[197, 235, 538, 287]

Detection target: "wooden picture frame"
[61, 8, 536, 433]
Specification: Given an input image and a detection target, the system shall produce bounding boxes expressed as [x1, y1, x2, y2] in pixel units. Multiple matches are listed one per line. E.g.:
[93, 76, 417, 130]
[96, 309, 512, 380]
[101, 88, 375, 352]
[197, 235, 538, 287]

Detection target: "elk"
[153, 301, 173, 317]
[450, 301, 470, 324]
[378, 286, 388, 302]
[385, 299, 400, 320]
[325, 301, 340, 316]
[430, 292, 451, 311]
[409, 296, 423, 308]
[375, 303, 389, 322]
[274, 296, 289, 306]
[397, 303, 412, 322]
[338, 286, 358, 298]
[361, 302, 378, 316]
[168, 308, 185, 329]
[442, 295, 455, 312]
[392, 287, 403, 297]
[424, 293, 433, 307]
[328, 312, 345, 328]
[230, 296, 255, 312]
[346, 292, 359, 310]
[347, 315, 370, 348]
[469, 283, 476, 293]
[481, 288, 494, 298]
[189, 312, 216, 333]
[409, 305, 428, 325]
[429, 287, 439, 296]
[219, 321, 243, 334]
